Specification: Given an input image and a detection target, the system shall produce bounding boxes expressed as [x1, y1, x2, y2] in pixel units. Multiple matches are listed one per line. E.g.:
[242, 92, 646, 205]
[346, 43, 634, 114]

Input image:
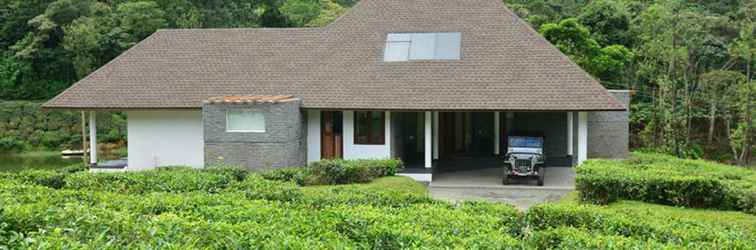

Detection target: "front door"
[321, 111, 343, 159]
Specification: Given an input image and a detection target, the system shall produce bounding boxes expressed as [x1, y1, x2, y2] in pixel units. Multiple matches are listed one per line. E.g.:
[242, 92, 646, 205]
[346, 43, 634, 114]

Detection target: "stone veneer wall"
[203, 100, 306, 170]
[587, 90, 631, 159]
[509, 112, 570, 166]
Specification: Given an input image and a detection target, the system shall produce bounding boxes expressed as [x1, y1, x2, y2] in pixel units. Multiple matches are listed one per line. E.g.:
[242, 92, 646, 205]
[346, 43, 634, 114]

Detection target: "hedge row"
[261, 158, 403, 185]
[526, 203, 756, 248]
[3, 158, 754, 248]
[576, 152, 756, 214]
[0, 177, 523, 249]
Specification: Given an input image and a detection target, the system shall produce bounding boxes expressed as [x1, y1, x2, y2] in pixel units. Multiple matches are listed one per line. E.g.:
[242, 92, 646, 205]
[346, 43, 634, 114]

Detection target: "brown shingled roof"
[43, 0, 626, 111]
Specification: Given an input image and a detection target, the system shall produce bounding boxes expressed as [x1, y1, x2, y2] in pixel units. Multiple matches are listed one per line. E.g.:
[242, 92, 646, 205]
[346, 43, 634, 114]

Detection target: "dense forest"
[0, 0, 753, 165]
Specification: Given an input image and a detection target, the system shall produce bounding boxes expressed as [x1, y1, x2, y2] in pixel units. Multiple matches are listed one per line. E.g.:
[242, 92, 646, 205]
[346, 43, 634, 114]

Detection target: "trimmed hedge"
[526, 203, 756, 248]
[261, 158, 403, 185]
[3, 157, 754, 249]
[0, 170, 524, 249]
[576, 152, 756, 214]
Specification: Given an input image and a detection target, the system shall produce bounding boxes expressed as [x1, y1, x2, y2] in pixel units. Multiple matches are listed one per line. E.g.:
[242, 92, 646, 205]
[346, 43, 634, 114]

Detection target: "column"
[424, 111, 432, 168]
[494, 111, 500, 155]
[577, 112, 588, 165]
[89, 111, 97, 166]
[567, 112, 573, 156]
[432, 111, 439, 160]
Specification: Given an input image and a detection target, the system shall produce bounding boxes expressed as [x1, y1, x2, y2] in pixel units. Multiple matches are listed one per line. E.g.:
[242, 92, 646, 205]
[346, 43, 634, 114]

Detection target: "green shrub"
[308, 159, 403, 185]
[260, 166, 310, 185]
[0, 137, 28, 153]
[225, 175, 303, 201]
[63, 167, 239, 194]
[527, 227, 677, 249]
[576, 152, 756, 214]
[526, 203, 756, 248]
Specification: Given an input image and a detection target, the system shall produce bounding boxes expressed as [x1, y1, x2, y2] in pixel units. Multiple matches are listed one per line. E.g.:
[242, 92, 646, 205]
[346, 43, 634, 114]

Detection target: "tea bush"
[262, 158, 403, 185]
[576, 152, 756, 214]
[3, 155, 755, 249]
[526, 203, 756, 248]
[63, 167, 239, 194]
[0, 169, 526, 249]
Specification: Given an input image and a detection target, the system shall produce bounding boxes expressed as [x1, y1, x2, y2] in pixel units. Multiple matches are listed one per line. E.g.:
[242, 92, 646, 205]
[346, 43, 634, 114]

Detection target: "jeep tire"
[536, 166, 545, 186]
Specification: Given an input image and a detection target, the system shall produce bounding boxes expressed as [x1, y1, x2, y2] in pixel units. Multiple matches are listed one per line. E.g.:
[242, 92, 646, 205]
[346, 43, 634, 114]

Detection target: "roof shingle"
[43, 0, 626, 111]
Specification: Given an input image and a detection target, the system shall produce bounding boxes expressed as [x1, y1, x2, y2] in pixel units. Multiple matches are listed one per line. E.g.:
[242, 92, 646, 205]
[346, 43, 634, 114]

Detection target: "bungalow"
[43, 0, 630, 181]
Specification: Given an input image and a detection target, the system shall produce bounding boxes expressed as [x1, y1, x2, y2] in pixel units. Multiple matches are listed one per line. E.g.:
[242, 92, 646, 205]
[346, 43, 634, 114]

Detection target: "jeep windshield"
[508, 136, 543, 148]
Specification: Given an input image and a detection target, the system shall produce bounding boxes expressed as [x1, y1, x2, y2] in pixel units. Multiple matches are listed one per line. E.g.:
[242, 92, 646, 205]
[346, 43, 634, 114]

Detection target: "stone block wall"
[509, 112, 569, 165]
[587, 90, 631, 159]
[203, 99, 306, 170]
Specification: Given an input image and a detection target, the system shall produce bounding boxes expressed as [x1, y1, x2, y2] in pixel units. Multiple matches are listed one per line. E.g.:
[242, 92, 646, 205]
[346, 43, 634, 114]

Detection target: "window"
[226, 111, 265, 132]
[383, 32, 461, 61]
[354, 111, 385, 144]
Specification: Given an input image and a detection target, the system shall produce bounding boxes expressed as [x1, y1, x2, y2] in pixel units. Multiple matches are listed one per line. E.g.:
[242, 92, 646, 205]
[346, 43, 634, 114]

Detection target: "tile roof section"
[205, 95, 298, 104]
[43, 0, 626, 111]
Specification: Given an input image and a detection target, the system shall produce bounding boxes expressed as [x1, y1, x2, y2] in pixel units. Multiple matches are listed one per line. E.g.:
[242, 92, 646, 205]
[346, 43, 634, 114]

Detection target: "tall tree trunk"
[739, 55, 753, 165]
[708, 104, 716, 145]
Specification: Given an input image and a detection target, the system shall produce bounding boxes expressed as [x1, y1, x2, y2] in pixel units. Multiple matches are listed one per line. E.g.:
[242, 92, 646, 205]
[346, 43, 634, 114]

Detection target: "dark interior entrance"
[439, 112, 495, 159]
[393, 112, 424, 166]
[321, 111, 343, 159]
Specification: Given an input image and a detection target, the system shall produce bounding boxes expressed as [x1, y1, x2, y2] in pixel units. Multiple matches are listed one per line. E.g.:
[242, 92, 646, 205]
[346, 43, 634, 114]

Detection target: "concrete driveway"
[428, 167, 575, 210]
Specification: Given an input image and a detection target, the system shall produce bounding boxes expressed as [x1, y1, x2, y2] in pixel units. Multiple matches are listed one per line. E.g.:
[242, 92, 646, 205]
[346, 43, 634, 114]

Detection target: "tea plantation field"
[0, 156, 754, 249]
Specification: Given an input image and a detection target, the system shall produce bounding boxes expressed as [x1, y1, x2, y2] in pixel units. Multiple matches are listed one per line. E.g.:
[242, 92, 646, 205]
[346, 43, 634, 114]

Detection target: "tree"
[699, 70, 745, 145]
[114, 1, 167, 49]
[280, 0, 320, 27]
[728, 22, 755, 165]
[578, 0, 632, 46]
[540, 18, 633, 87]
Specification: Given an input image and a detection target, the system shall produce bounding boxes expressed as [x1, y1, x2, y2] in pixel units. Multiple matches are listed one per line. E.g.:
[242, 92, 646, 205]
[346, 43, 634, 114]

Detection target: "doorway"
[439, 112, 495, 159]
[321, 111, 343, 159]
[392, 112, 424, 167]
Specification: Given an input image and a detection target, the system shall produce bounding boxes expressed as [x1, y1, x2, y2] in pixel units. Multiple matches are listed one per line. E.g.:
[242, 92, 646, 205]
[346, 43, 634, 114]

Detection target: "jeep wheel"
[502, 175, 510, 185]
[536, 166, 545, 186]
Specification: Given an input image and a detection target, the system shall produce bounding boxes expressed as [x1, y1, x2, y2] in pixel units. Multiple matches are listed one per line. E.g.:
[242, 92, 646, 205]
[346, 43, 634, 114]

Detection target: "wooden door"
[321, 111, 343, 159]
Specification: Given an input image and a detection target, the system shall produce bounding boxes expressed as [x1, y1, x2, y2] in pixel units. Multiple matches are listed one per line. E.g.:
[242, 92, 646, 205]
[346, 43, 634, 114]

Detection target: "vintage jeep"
[502, 135, 545, 186]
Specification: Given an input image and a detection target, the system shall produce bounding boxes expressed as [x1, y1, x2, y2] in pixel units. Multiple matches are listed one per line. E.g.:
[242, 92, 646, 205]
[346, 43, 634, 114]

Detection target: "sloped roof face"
[44, 0, 626, 111]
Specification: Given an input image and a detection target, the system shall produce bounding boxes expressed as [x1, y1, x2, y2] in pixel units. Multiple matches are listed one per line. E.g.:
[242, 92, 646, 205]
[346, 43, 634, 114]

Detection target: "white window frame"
[225, 110, 266, 133]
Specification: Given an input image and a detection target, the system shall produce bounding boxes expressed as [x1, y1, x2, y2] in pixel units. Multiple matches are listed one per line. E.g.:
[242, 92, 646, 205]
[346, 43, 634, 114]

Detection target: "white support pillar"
[494, 112, 501, 155]
[567, 112, 573, 156]
[424, 111, 432, 168]
[89, 111, 97, 166]
[432, 111, 439, 160]
[577, 112, 588, 165]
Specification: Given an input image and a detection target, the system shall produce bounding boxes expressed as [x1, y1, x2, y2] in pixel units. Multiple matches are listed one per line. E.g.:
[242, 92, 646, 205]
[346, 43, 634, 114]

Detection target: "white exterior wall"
[343, 111, 392, 159]
[306, 110, 321, 163]
[127, 111, 204, 170]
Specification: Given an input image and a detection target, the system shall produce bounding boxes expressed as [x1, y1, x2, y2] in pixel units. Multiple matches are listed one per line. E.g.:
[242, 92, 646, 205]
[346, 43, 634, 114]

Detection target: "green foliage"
[0, 137, 29, 153]
[527, 203, 756, 248]
[307, 158, 403, 185]
[577, 0, 632, 46]
[0, 101, 126, 151]
[260, 166, 310, 185]
[576, 152, 756, 214]
[3, 162, 756, 248]
[63, 167, 239, 194]
[261, 159, 403, 185]
[0, 168, 528, 249]
[539, 18, 633, 87]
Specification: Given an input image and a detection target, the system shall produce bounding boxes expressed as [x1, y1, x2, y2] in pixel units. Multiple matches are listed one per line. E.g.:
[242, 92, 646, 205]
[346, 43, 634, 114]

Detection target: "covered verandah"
[394, 111, 589, 185]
